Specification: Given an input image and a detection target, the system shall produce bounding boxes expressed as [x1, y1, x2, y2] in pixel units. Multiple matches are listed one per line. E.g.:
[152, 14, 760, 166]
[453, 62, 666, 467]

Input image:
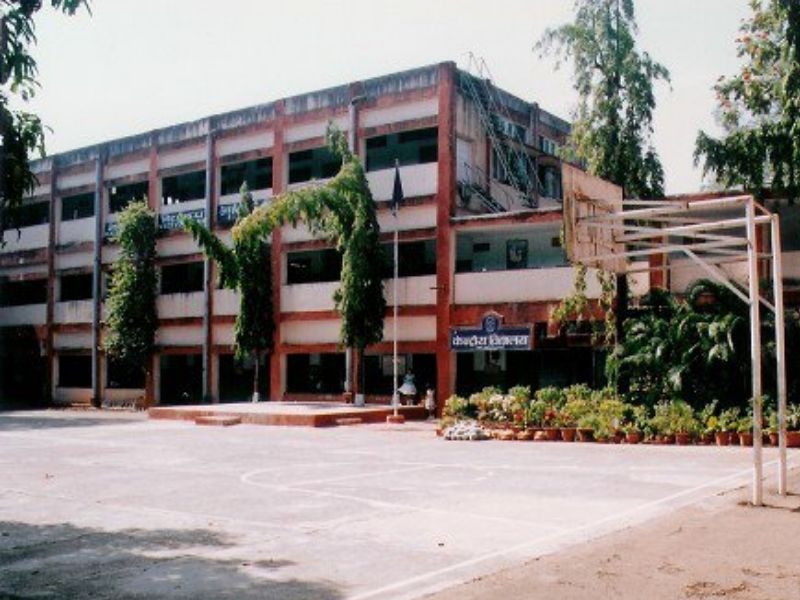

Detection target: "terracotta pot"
[436, 428, 444, 437]
[661, 434, 676, 445]
[534, 430, 549, 441]
[787, 431, 800, 448]
[626, 431, 642, 444]
[516, 430, 533, 441]
[577, 428, 595, 442]
[699, 433, 714, 445]
[728, 431, 740, 445]
[613, 431, 625, 444]
[560, 427, 577, 442]
[715, 431, 730, 446]
[544, 427, 560, 442]
[675, 432, 691, 446]
[769, 432, 779, 446]
[739, 432, 753, 446]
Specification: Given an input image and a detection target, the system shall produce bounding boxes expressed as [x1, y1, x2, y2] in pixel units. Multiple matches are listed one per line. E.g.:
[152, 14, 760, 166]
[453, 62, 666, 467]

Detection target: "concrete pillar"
[91, 155, 105, 407]
[202, 127, 216, 402]
[269, 101, 286, 401]
[45, 161, 57, 405]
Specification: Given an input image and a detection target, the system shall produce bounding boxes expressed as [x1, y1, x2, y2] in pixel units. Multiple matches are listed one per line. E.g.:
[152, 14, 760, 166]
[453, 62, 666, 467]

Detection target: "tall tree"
[0, 0, 90, 239]
[104, 201, 158, 403]
[536, 0, 670, 199]
[695, 0, 800, 202]
[236, 127, 387, 398]
[182, 184, 272, 402]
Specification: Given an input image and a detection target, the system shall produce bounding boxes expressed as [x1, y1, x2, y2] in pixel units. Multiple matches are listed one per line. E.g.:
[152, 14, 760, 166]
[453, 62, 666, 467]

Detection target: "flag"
[391, 160, 404, 216]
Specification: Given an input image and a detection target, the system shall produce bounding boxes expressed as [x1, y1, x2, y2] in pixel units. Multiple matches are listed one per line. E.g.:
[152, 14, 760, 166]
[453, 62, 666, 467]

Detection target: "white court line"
[240, 466, 570, 531]
[348, 457, 798, 600]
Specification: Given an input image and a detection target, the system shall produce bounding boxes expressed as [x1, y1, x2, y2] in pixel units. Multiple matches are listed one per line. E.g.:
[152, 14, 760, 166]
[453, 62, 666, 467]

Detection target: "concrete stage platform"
[148, 401, 428, 427]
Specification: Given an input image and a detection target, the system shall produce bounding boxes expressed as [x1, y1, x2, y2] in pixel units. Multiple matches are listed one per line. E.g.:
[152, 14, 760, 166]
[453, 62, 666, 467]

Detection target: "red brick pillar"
[435, 62, 457, 415]
[270, 102, 286, 401]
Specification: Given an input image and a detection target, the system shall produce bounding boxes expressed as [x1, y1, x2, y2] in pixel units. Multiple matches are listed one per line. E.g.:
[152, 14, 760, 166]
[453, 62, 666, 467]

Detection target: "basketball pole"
[771, 215, 788, 496]
[746, 198, 763, 507]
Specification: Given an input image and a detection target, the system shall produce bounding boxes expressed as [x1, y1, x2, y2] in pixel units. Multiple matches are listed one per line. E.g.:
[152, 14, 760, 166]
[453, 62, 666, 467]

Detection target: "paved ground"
[0, 410, 794, 600]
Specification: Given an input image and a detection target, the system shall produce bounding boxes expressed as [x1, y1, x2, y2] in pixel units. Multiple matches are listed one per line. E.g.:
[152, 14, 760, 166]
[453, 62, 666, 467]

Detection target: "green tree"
[536, 0, 670, 199]
[1, 0, 90, 239]
[236, 127, 387, 397]
[182, 184, 272, 401]
[104, 201, 158, 404]
[695, 0, 800, 202]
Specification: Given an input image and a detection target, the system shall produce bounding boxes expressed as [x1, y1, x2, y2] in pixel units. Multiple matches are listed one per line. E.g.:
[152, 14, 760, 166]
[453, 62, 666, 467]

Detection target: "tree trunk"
[252, 350, 261, 403]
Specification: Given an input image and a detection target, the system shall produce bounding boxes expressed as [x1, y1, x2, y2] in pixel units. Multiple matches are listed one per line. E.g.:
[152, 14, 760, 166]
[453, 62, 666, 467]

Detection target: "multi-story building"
[0, 61, 631, 409]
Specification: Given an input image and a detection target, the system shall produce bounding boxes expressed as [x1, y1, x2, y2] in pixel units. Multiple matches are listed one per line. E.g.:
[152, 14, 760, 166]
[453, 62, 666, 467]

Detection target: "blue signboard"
[450, 313, 532, 352]
[159, 208, 205, 232]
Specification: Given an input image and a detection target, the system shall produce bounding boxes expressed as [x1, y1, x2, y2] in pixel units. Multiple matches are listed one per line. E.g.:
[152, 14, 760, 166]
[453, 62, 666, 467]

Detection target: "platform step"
[335, 417, 363, 426]
[195, 416, 242, 427]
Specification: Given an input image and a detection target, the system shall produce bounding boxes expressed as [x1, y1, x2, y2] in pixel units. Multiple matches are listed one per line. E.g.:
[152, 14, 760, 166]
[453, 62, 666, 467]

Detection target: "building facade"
[1, 61, 637, 409]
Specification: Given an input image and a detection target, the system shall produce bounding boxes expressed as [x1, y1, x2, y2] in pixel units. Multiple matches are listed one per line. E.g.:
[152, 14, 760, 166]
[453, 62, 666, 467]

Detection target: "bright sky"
[20, 0, 751, 195]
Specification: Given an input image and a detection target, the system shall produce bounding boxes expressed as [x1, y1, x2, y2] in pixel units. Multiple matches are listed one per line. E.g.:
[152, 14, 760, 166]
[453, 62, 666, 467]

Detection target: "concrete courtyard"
[0, 410, 793, 599]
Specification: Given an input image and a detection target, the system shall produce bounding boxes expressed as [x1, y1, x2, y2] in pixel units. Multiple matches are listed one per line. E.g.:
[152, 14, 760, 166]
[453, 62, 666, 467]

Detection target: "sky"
[19, 0, 752, 195]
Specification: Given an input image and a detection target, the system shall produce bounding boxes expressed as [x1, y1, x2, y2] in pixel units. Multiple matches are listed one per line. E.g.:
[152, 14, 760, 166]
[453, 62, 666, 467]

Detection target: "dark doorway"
[218, 353, 268, 402]
[0, 327, 47, 408]
[159, 354, 202, 405]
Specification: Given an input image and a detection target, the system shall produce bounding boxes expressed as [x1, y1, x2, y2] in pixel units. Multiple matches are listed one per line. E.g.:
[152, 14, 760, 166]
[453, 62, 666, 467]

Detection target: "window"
[455, 228, 568, 273]
[365, 127, 438, 172]
[161, 170, 206, 205]
[160, 261, 204, 294]
[288, 148, 340, 184]
[60, 273, 93, 301]
[58, 355, 92, 388]
[220, 158, 273, 195]
[109, 181, 148, 214]
[14, 201, 49, 227]
[382, 239, 435, 277]
[0, 278, 47, 306]
[286, 248, 342, 284]
[106, 357, 145, 389]
[539, 136, 560, 156]
[61, 192, 94, 221]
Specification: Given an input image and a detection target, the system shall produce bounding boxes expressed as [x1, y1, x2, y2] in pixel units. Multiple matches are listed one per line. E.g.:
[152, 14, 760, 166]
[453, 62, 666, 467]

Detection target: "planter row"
[439, 426, 800, 447]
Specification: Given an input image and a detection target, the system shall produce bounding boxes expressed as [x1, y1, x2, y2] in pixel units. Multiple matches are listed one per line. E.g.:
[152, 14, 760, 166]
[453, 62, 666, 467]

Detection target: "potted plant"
[577, 414, 601, 442]
[561, 396, 592, 442]
[649, 401, 673, 444]
[717, 407, 740, 447]
[524, 398, 547, 438]
[698, 401, 718, 445]
[622, 405, 648, 444]
[670, 400, 697, 446]
[737, 414, 754, 446]
[555, 409, 577, 442]
[787, 404, 800, 448]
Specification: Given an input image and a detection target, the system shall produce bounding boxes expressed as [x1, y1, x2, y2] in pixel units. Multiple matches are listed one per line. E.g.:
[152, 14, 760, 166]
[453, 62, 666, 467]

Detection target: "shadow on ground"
[0, 521, 343, 599]
[0, 412, 145, 432]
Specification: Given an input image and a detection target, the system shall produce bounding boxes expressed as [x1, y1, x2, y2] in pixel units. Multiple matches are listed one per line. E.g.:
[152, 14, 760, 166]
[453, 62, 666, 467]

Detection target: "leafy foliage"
[695, 0, 800, 202]
[536, 0, 670, 198]
[607, 280, 747, 408]
[104, 201, 158, 377]
[0, 0, 90, 238]
[234, 126, 387, 353]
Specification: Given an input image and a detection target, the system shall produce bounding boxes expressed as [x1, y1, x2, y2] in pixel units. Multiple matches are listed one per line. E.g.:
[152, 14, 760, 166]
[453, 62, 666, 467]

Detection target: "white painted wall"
[669, 258, 748, 294]
[382, 315, 436, 342]
[367, 163, 438, 202]
[54, 387, 92, 405]
[59, 217, 95, 245]
[156, 235, 201, 257]
[454, 267, 603, 305]
[217, 131, 274, 156]
[55, 300, 92, 324]
[360, 98, 438, 128]
[285, 116, 349, 143]
[160, 197, 205, 216]
[57, 170, 94, 190]
[0, 304, 46, 326]
[782, 251, 800, 279]
[54, 331, 92, 349]
[213, 322, 235, 346]
[282, 319, 340, 344]
[157, 292, 204, 319]
[282, 281, 338, 312]
[158, 145, 205, 170]
[156, 325, 203, 346]
[1, 224, 48, 252]
[213, 289, 239, 315]
[105, 158, 149, 180]
[385, 275, 436, 306]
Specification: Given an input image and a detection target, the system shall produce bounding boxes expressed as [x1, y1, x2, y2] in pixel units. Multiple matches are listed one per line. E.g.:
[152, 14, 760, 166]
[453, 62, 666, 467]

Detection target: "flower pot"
[739, 432, 753, 446]
[715, 431, 730, 446]
[577, 428, 595, 442]
[560, 427, 577, 442]
[516, 430, 533, 441]
[534, 430, 549, 441]
[544, 427, 560, 442]
[661, 434, 676, 445]
[625, 431, 642, 444]
[613, 431, 625, 444]
[675, 432, 691, 446]
[787, 431, 800, 448]
[728, 431, 740, 445]
[699, 433, 714, 445]
[769, 432, 779, 446]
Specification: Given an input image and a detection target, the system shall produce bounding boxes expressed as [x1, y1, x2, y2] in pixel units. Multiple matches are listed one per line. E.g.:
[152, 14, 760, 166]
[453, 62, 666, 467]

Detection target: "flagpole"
[392, 160, 400, 418]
